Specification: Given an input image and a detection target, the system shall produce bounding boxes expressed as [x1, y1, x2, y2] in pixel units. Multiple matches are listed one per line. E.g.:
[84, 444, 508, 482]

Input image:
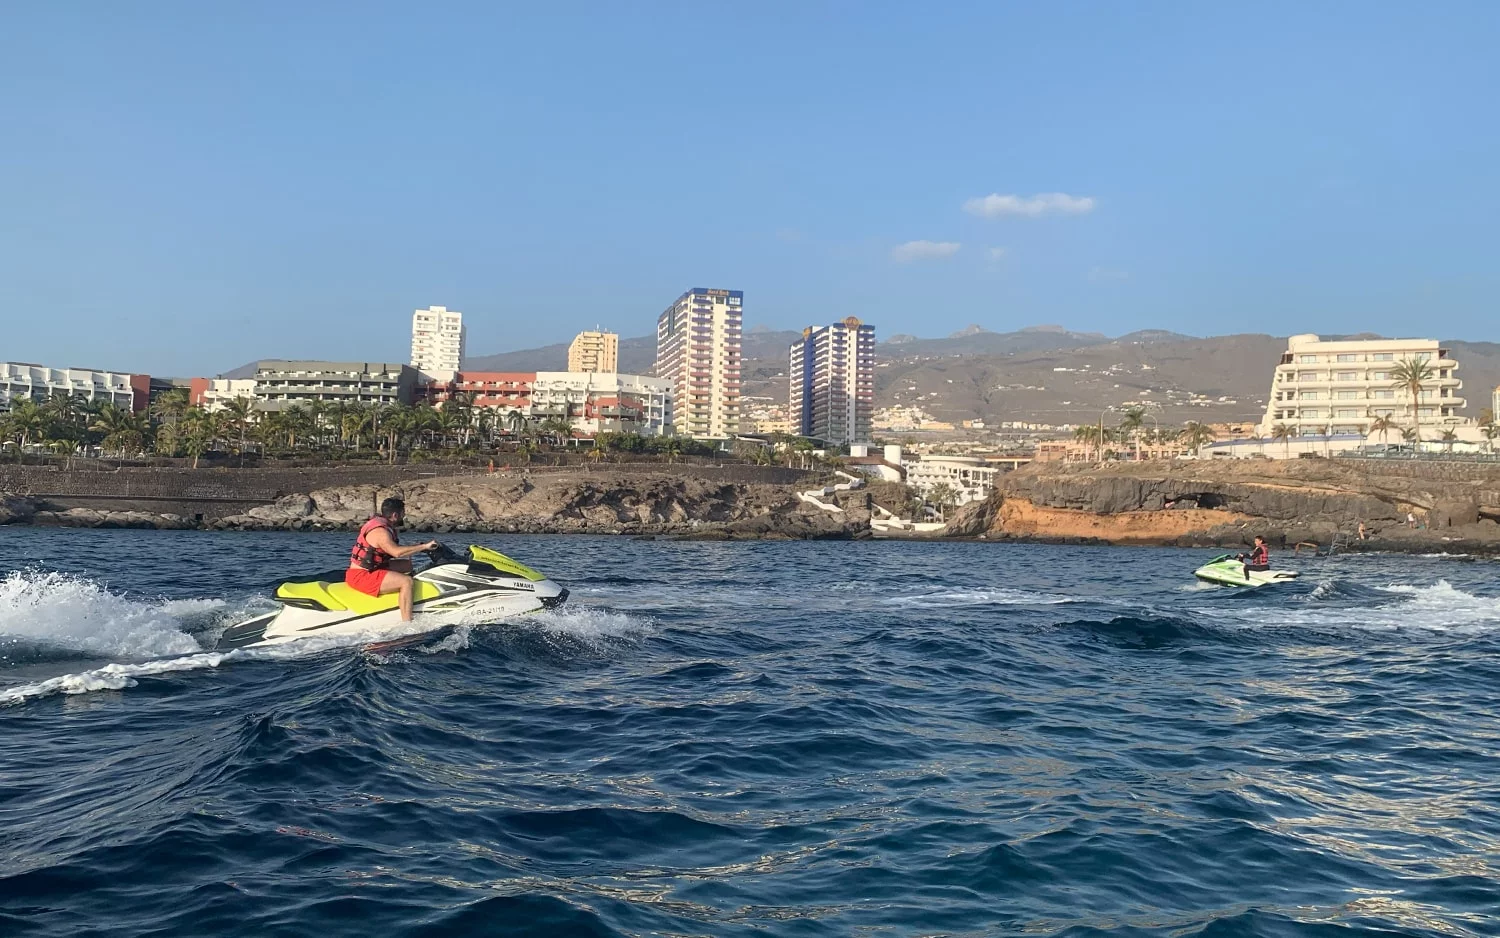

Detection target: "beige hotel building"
[1257, 334, 1465, 438]
[567, 330, 619, 373]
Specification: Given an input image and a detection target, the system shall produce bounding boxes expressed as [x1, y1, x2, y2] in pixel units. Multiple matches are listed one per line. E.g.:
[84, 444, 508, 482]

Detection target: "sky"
[3, 2, 1499, 376]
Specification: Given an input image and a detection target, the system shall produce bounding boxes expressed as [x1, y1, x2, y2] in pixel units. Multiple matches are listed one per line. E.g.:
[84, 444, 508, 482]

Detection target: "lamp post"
[1097, 407, 1114, 465]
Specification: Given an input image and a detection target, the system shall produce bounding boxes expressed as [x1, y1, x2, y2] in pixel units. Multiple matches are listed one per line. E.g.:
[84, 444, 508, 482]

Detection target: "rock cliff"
[217, 470, 872, 538]
[948, 459, 1500, 553]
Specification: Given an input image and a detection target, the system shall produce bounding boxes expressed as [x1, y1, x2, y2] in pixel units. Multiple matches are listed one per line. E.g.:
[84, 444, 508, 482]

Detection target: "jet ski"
[217, 544, 567, 649]
[1193, 553, 1300, 588]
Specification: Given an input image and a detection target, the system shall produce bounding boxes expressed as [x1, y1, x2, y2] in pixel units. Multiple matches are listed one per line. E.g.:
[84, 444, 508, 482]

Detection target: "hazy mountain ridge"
[221, 328, 1500, 429]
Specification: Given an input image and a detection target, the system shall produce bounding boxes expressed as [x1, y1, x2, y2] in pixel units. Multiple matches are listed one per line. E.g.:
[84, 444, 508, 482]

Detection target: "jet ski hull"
[217, 545, 567, 650]
[1193, 554, 1300, 588]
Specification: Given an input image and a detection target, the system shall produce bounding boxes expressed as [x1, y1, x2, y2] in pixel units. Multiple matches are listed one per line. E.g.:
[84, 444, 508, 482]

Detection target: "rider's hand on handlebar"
[424, 540, 441, 552]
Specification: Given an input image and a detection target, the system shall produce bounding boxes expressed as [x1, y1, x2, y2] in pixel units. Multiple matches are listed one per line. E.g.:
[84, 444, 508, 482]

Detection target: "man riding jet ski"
[216, 505, 568, 649]
[348, 497, 440, 622]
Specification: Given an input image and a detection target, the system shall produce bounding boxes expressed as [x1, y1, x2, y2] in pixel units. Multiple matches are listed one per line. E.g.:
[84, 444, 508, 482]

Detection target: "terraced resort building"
[0, 362, 150, 413]
[1257, 334, 1466, 439]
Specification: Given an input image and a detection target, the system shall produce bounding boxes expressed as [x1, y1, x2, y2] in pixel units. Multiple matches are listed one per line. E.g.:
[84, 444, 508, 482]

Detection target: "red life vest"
[350, 515, 397, 571]
[1250, 544, 1269, 566]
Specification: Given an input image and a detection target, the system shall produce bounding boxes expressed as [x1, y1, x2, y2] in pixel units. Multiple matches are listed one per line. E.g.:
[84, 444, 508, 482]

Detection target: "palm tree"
[505, 409, 527, 437]
[1389, 357, 1435, 452]
[928, 482, 956, 522]
[342, 405, 373, 453]
[88, 403, 148, 456]
[1118, 408, 1146, 461]
[1482, 422, 1499, 455]
[1271, 422, 1294, 459]
[1440, 428, 1458, 454]
[5, 399, 49, 452]
[1319, 423, 1332, 458]
[151, 387, 191, 427]
[179, 408, 217, 468]
[1369, 414, 1397, 447]
[221, 397, 256, 453]
[1180, 421, 1215, 457]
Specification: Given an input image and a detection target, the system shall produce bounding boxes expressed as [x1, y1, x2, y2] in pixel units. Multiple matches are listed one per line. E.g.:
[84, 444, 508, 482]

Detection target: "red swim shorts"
[345, 567, 388, 596]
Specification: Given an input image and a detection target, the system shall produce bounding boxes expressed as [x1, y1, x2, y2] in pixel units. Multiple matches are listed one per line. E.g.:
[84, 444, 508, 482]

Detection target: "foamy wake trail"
[885, 588, 1073, 607]
[0, 569, 209, 658]
[1368, 580, 1500, 630]
[1209, 579, 1500, 633]
[532, 603, 654, 640]
[0, 630, 423, 706]
[0, 653, 234, 705]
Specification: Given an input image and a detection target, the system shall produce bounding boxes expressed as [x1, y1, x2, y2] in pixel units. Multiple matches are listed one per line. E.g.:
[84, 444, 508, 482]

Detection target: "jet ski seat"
[274, 579, 443, 613]
[275, 580, 347, 611]
[325, 580, 442, 615]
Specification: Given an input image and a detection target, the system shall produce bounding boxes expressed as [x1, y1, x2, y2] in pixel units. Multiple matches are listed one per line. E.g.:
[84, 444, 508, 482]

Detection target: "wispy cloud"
[963, 192, 1095, 218]
[987, 247, 1007, 262]
[891, 240, 961, 262]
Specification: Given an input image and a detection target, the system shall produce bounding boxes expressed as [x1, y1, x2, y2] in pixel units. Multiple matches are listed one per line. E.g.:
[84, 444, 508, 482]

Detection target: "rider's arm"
[366, 527, 437, 559]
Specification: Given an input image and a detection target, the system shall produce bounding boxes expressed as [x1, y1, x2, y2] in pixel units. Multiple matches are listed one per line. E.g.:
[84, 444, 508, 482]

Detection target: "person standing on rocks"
[347, 497, 438, 622]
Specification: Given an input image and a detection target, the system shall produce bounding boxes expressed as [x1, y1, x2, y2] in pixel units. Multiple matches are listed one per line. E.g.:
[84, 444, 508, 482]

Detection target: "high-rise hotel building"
[410, 306, 466, 375]
[1257, 334, 1465, 438]
[789, 316, 877, 445]
[654, 288, 742, 438]
[567, 330, 619, 373]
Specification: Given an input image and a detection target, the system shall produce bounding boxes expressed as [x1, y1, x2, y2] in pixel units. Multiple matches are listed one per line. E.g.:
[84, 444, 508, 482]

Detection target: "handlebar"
[424, 542, 461, 564]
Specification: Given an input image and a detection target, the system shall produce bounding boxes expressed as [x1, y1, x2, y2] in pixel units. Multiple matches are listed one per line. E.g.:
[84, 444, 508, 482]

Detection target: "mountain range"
[467, 327, 1500, 428]
[227, 326, 1500, 430]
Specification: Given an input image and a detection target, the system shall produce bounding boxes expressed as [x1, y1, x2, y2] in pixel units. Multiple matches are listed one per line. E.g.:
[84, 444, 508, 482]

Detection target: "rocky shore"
[1, 470, 880, 540]
[947, 458, 1500, 555]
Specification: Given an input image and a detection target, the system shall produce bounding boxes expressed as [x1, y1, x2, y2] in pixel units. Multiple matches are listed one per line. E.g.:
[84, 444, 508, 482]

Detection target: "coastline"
[5, 457, 1500, 557]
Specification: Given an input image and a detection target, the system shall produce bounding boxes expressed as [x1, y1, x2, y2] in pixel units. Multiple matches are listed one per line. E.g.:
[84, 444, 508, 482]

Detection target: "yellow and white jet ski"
[217, 544, 567, 649]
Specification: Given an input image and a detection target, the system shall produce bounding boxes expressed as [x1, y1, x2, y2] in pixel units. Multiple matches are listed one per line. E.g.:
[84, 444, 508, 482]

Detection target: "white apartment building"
[0, 362, 145, 412]
[529, 371, 673, 436]
[654, 288, 742, 439]
[190, 378, 258, 412]
[790, 316, 877, 446]
[1258, 334, 1465, 438]
[410, 306, 466, 374]
[904, 455, 999, 506]
[1493, 385, 1499, 421]
[567, 330, 619, 373]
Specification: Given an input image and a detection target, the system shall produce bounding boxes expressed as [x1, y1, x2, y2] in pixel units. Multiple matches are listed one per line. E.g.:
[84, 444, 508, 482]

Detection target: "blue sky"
[3, 2, 1498, 376]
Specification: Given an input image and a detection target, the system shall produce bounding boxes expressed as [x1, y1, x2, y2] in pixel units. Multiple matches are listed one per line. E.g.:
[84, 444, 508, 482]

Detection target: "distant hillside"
[222, 327, 1499, 430]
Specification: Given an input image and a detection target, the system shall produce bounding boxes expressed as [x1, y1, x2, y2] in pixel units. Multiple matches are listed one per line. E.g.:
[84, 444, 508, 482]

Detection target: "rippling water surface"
[2, 529, 1498, 937]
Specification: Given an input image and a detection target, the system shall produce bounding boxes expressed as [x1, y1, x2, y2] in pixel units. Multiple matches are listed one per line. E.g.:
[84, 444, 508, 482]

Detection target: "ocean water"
[2, 529, 1498, 937]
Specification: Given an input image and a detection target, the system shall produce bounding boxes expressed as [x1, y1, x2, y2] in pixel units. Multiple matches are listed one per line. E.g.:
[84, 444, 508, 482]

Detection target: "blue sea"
[2, 529, 1498, 937]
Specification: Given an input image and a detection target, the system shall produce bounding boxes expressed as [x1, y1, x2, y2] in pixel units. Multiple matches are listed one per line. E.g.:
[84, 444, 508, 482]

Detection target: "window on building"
[1300, 391, 1320, 400]
[1336, 391, 1360, 399]
[1372, 352, 1394, 361]
[1299, 354, 1320, 363]
[1336, 354, 1358, 362]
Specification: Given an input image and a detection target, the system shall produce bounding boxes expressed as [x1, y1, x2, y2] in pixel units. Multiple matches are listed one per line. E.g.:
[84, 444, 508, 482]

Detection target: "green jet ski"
[1193, 553, 1301, 588]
